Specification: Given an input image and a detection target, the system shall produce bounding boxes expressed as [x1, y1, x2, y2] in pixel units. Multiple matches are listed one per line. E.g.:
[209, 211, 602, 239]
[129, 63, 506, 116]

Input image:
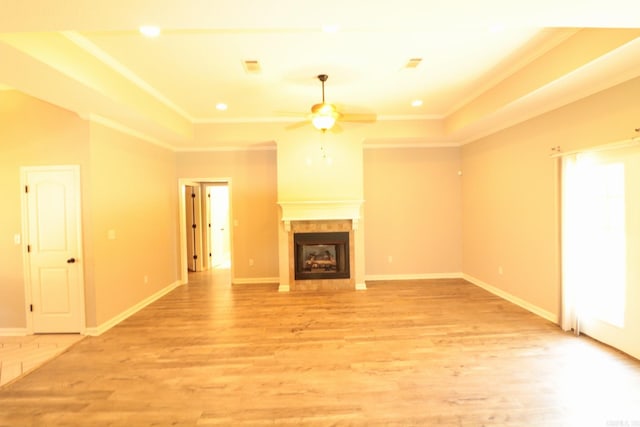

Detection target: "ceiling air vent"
[242, 60, 262, 74]
[404, 58, 422, 69]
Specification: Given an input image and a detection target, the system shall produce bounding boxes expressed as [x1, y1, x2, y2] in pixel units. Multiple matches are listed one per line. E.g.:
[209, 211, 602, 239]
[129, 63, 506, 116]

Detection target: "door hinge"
[24, 185, 29, 193]
[27, 244, 31, 253]
[30, 304, 33, 312]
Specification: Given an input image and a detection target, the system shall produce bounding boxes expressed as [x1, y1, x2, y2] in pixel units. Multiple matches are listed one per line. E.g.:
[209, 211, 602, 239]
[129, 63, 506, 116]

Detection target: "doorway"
[179, 179, 232, 284]
[21, 165, 85, 333]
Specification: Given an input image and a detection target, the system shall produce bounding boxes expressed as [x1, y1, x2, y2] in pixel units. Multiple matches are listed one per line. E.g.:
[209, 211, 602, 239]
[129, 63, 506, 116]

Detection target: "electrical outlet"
[144, 275, 149, 284]
[387, 255, 393, 264]
[498, 266, 503, 275]
[249, 258, 254, 267]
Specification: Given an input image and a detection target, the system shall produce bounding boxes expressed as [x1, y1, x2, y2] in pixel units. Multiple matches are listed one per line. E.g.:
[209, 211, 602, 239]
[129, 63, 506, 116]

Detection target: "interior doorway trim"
[178, 177, 233, 284]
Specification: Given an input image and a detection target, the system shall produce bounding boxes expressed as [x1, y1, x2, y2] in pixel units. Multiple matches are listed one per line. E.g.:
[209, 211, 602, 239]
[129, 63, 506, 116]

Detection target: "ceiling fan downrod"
[318, 74, 328, 103]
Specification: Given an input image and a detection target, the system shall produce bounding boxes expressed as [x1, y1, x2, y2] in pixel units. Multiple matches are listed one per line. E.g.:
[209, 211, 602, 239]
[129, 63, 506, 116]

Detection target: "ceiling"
[1, 0, 639, 149]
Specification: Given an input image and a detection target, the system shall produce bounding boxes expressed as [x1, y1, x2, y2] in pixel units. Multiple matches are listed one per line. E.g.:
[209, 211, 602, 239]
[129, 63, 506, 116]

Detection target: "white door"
[185, 185, 204, 272]
[204, 188, 213, 270]
[23, 166, 85, 333]
[185, 185, 197, 272]
[209, 184, 230, 268]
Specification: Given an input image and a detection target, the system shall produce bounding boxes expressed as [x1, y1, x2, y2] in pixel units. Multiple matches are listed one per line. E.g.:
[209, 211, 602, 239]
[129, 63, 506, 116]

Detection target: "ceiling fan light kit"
[312, 112, 338, 131]
[311, 102, 339, 131]
[287, 73, 376, 132]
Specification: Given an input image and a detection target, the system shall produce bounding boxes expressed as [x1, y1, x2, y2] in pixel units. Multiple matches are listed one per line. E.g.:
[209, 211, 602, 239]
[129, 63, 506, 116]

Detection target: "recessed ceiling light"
[489, 24, 505, 33]
[216, 103, 228, 111]
[322, 24, 340, 33]
[411, 100, 423, 107]
[139, 25, 161, 38]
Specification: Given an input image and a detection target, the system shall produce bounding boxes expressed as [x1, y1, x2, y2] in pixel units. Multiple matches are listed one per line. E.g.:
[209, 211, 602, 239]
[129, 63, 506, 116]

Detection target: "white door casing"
[22, 165, 85, 333]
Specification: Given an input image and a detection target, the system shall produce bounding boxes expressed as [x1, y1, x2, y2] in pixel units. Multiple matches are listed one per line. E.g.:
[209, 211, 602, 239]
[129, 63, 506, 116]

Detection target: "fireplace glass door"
[294, 232, 350, 280]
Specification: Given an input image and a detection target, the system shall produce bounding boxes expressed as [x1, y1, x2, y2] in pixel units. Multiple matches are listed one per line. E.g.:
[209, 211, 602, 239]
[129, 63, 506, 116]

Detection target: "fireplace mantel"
[278, 200, 363, 231]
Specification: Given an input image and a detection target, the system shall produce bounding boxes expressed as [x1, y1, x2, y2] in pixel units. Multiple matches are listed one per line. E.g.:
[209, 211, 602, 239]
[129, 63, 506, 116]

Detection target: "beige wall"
[0, 90, 180, 330]
[87, 122, 179, 326]
[276, 133, 364, 202]
[0, 90, 89, 328]
[461, 75, 640, 318]
[363, 147, 462, 277]
[175, 149, 279, 280]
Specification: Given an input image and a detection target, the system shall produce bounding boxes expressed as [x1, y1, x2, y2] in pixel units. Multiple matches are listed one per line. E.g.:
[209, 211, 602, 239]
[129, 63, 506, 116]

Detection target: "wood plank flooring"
[1, 270, 640, 426]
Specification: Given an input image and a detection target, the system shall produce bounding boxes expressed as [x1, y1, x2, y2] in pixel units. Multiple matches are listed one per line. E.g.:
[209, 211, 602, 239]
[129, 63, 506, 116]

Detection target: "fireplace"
[278, 200, 365, 292]
[294, 232, 350, 280]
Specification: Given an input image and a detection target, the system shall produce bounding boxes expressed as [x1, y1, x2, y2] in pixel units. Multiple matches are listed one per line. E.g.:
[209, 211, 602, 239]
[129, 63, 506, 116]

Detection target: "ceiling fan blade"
[277, 111, 309, 118]
[340, 112, 377, 123]
[285, 120, 311, 130]
[329, 123, 343, 134]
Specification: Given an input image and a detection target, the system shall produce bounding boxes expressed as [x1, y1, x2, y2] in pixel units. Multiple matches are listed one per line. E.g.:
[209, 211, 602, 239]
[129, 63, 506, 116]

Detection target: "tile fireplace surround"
[278, 200, 366, 292]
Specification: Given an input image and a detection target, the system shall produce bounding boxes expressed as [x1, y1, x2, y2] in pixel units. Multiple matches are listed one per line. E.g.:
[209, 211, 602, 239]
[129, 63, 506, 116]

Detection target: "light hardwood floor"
[1, 270, 639, 426]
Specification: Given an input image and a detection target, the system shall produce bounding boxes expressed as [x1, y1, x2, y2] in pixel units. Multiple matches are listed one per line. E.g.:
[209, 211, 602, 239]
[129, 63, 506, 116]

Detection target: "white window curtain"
[561, 154, 624, 332]
[560, 138, 638, 336]
[560, 154, 582, 333]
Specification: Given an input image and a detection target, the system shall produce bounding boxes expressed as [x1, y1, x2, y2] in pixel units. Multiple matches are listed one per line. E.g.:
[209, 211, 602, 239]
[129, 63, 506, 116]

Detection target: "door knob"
[67, 257, 76, 264]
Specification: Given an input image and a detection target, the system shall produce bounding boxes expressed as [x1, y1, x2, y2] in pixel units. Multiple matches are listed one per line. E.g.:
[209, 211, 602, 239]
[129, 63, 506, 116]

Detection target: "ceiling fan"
[287, 74, 377, 132]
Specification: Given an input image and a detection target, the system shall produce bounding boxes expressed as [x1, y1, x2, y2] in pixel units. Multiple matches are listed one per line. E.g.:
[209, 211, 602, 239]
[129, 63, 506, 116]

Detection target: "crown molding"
[61, 31, 194, 122]
[80, 113, 175, 150]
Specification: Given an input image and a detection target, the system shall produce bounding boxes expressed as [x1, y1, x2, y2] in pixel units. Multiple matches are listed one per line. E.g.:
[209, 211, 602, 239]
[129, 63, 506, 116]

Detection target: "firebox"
[294, 231, 350, 280]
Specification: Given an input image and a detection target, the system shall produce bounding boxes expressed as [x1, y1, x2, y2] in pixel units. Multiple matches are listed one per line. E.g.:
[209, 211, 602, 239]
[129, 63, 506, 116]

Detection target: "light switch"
[14, 234, 21, 245]
[107, 229, 116, 240]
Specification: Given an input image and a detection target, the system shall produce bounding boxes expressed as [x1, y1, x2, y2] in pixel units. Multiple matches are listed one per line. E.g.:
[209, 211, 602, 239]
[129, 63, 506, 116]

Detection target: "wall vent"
[404, 58, 422, 69]
[242, 60, 262, 74]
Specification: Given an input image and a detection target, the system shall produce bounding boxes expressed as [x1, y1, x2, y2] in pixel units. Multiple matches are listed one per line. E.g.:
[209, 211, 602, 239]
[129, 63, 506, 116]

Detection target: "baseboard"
[232, 277, 280, 285]
[365, 272, 463, 282]
[361, 272, 558, 324]
[462, 274, 558, 324]
[84, 280, 182, 336]
[0, 328, 28, 336]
